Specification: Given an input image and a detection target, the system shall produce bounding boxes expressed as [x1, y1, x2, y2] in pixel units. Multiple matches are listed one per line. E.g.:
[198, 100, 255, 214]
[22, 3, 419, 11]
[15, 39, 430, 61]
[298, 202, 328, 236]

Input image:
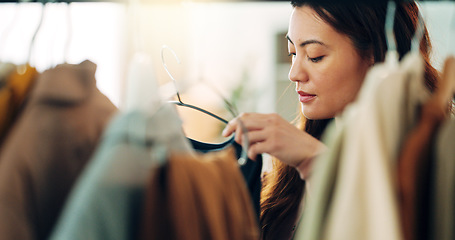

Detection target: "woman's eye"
[308, 56, 324, 63]
[288, 52, 296, 57]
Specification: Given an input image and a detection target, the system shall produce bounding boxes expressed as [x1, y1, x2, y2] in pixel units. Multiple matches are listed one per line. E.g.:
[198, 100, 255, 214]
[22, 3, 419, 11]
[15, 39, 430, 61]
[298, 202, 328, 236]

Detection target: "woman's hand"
[222, 113, 326, 179]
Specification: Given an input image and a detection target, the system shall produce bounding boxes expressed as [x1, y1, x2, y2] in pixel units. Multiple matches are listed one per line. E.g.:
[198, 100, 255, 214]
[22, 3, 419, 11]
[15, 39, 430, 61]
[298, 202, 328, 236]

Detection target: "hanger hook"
[161, 45, 183, 103]
[202, 79, 240, 117]
[63, 2, 72, 63]
[237, 118, 249, 166]
[411, 6, 425, 52]
[0, 4, 20, 60]
[28, 2, 46, 65]
[385, 1, 397, 52]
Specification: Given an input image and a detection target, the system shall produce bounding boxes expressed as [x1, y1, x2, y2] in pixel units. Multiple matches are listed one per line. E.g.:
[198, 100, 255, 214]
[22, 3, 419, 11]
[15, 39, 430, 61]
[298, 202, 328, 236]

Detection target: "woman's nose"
[288, 57, 309, 83]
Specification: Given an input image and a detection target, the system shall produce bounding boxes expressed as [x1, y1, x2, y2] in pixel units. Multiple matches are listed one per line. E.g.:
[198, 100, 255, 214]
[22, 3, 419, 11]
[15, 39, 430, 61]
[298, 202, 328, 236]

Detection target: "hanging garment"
[294, 51, 430, 240]
[0, 62, 16, 87]
[431, 117, 455, 240]
[50, 104, 193, 240]
[189, 138, 263, 219]
[398, 88, 448, 240]
[0, 64, 38, 146]
[0, 60, 117, 240]
[140, 148, 260, 240]
[291, 119, 344, 240]
[398, 103, 444, 240]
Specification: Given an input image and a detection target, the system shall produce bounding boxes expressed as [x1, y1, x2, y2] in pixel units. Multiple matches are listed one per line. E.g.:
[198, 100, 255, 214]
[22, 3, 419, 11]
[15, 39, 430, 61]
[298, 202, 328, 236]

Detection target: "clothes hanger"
[0, 2, 32, 82]
[384, 0, 400, 67]
[0, 3, 20, 61]
[161, 45, 249, 164]
[123, 0, 162, 113]
[25, 1, 71, 67]
[27, 1, 46, 67]
[0, 1, 43, 83]
[385, 0, 424, 62]
[202, 78, 240, 117]
[161, 45, 230, 124]
[411, 7, 425, 53]
[121, 0, 196, 164]
[63, 2, 72, 64]
[386, 0, 397, 53]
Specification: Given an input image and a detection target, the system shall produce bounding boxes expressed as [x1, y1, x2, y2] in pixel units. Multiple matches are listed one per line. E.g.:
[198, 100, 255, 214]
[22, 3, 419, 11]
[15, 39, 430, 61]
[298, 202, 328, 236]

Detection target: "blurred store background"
[0, 0, 453, 149]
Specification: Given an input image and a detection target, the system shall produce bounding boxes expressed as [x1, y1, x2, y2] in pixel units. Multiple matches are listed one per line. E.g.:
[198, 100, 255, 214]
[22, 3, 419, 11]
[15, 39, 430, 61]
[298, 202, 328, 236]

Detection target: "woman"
[222, 0, 438, 239]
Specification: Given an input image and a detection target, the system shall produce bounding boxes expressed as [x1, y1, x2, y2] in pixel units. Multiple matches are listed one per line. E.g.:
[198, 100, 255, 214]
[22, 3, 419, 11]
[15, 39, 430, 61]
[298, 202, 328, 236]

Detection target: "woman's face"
[287, 6, 371, 120]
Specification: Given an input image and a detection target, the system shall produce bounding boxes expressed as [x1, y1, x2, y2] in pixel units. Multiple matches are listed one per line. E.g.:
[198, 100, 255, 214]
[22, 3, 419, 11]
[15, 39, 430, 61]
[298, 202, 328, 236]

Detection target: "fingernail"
[222, 128, 227, 137]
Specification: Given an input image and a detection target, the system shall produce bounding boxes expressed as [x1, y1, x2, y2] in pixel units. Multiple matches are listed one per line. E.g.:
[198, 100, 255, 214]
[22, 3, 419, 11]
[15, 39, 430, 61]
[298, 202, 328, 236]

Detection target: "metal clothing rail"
[0, 0, 454, 3]
[0, 0, 125, 3]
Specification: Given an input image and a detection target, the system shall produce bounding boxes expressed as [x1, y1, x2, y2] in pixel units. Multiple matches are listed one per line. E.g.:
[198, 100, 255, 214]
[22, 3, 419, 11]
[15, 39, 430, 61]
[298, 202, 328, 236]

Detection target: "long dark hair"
[260, 117, 332, 239]
[260, 1, 439, 239]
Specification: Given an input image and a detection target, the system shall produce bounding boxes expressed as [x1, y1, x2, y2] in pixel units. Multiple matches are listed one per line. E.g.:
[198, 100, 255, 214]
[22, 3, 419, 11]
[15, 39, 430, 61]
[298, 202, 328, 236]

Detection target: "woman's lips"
[297, 91, 316, 103]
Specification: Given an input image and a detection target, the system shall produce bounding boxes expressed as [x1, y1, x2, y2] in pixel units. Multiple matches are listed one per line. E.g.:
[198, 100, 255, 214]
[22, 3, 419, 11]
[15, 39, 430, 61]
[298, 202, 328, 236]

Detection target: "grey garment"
[432, 118, 455, 240]
[0, 60, 117, 240]
[50, 104, 193, 240]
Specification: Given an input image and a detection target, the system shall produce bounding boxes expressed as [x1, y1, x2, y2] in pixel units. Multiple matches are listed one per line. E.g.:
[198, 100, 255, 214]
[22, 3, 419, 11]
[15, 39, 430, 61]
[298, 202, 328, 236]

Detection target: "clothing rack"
[0, 0, 453, 3]
[0, 0, 124, 3]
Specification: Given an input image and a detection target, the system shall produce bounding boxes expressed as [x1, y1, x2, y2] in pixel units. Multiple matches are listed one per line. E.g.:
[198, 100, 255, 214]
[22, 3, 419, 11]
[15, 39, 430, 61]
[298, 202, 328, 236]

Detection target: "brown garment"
[140, 148, 260, 240]
[398, 100, 446, 240]
[0, 60, 117, 240]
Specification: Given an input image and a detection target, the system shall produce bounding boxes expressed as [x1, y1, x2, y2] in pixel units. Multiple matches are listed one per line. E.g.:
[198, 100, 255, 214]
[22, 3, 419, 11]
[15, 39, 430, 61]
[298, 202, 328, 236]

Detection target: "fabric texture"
[431, 118, 455, 240]
[0, 60, 117, 240]
[0, 62, 16, 87]
[140, 148, 260, 240]
[189, 138, 263, 219]
[292, 120, 344, 240]
[294, 51, 430, 240]
[0, 64, 38, 145]
[50, 104, 192, 240]
[398, 96, 447, 240]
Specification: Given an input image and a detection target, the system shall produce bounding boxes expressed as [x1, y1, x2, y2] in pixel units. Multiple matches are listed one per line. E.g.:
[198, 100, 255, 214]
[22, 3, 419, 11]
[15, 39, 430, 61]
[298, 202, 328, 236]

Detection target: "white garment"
[294, 51, 430, 240]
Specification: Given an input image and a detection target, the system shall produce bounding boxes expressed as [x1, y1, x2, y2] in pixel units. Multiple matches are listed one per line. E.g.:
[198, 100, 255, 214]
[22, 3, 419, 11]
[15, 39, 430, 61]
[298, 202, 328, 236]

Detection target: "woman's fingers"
[234, 124, 244, 144]
[236, 129, 267, 151]
[246, 130, 267, 144]
[222, 112, 326, 176]
[222, 113, 267, 137]
[228, 126, 271, 160]
[222, 120, 237, 137]
[248, 141, 269, 160]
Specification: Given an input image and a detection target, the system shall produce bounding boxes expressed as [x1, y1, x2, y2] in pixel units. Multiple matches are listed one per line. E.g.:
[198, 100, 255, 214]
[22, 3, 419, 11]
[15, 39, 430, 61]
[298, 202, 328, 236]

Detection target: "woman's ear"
[363, 50, 375, 67]
[368, 54, 375, 67]
[367, 50, 375, 66]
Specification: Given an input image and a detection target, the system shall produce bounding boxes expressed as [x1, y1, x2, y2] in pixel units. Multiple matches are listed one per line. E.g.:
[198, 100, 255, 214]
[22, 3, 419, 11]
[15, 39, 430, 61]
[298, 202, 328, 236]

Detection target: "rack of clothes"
[293, 2, 455, 240]
[293, 50, 455, 240]
[0, 1, 454, 240]
[0, 49, 263, 240]
[0, 0, 263, 239]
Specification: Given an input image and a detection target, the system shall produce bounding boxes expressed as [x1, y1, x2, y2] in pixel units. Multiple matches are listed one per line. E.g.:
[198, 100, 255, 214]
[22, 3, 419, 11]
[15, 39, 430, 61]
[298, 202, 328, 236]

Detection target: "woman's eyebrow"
[286, 34, 326, 48]
[299, 39, 325, 47]
[286, 34, 294, 45]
